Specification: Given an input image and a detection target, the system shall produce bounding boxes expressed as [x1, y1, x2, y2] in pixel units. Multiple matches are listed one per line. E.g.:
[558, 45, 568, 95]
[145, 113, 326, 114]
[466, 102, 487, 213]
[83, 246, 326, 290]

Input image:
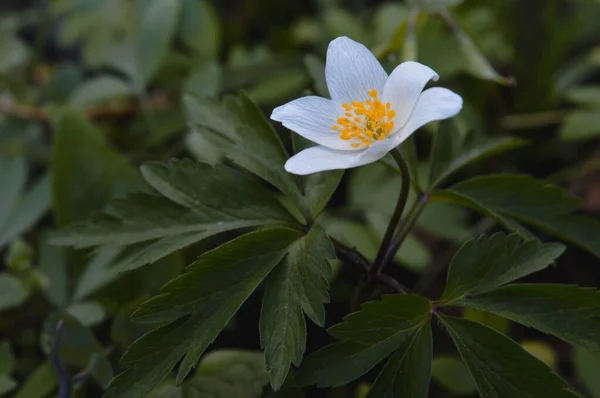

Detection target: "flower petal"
[271, 96, 352, 150]
[285, 140, 397, 175]
[325, 37, 388, 105]
[382, 61, 439, 130]
[394, 87, 463, 144]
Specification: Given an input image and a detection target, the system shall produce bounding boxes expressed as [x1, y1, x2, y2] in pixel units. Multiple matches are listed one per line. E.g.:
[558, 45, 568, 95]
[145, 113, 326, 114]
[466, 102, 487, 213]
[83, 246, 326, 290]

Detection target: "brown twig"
[0, 93, 173, 123]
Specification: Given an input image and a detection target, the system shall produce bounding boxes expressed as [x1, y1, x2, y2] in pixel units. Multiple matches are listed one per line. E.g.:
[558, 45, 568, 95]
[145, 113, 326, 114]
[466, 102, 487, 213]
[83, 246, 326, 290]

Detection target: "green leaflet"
[456, 284, 600, 354]
[440, 315, 578, 398]
[432, 174, 600, 258]
[50, 108, 146, 227]
[184, 92, 302, 204]
[427, 120, 528, 190]
[366, 322, 432, 398]
[51, 160, 297, 271]
[260, 226, 335, 390]
[105, 228, 302, 398]
[297, 295, 431, 388]
[440, 232, 565, 303]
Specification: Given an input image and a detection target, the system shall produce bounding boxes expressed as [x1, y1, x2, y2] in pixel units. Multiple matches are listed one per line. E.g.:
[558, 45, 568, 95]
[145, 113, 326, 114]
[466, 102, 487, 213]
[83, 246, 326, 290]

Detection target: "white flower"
[271, 36, 463, 175]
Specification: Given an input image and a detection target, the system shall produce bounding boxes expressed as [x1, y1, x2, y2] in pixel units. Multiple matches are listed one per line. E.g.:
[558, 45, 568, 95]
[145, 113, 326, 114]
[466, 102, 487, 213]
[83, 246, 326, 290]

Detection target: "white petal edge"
[382, 61, 439, 130]
[393, 87, 463, 145]
[325, 36, 388, 105]
[271, 96, 353, 150]
[284, 139, 397, 175]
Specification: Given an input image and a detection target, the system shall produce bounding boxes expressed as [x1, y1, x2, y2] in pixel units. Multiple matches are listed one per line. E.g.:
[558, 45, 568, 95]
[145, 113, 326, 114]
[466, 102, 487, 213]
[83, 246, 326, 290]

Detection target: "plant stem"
[380, 191, 429, 267]
[369, 148, 411, 278]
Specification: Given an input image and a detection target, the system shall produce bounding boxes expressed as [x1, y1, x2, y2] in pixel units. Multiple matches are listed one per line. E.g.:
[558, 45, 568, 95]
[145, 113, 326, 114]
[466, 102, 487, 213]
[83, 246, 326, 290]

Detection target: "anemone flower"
[271, 36, 463, 175]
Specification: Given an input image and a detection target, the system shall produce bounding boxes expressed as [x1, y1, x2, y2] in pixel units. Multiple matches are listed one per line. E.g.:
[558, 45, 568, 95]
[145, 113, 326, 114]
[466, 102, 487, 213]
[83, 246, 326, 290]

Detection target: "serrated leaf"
[457, 284, 600, 354]
[366, 322, 432, 398]
[297, 295, 431, 388]
[293, 135, 343, 219]
[148, 350, 269, 398]
[51, 160, 296, 270]
[328, 295, 431, 344]
[68, 75, 133, 107]
[440, 232, 564, 303]
[432, 174, 600, 258]
[440, 315, 578, 398]
[428, 121, 528, 189]
[135, 0, 181, 85]
[105, 228, 301, 398]
[184, 92, 302, 205]
[50, 108, 146, 227]
[260, 226, 334, 389]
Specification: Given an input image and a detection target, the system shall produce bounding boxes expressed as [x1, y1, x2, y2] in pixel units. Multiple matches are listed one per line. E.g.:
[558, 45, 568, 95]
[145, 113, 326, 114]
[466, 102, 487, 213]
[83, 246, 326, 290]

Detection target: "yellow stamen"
[331, 89, 396, 149]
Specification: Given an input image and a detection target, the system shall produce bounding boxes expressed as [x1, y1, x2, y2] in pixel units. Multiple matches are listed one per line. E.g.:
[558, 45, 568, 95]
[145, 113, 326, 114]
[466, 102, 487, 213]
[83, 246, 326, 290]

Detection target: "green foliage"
[433, 174, 600, 257]
[260, 226, 335, 389]
[440, 315, 578, 398]
[3, 1, 600, 397]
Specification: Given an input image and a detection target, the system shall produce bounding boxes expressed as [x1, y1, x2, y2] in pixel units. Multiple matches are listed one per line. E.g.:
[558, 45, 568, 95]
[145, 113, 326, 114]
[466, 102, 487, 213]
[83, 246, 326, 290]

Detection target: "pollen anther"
[332, 89, 395, 148]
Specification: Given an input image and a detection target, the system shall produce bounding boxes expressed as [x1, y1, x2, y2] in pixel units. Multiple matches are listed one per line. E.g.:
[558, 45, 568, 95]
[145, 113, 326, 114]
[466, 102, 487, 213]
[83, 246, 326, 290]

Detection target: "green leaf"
[457, 284, 600, 354]
[328, 295, 430, 344]
[67, 301, 106, 326]
[0, 173, 51, 248]
[184, 93, 302, 203]
[0, 154, 26, 229]
[73, 246, 122, 300]
[304, 54, 328, 97]
[440, 233, 565, 303]
[296, 339, 403, 388]
[448, 14, 514, 85]
[574, 346, 600, 398]
[185, 61, 222, 98]
[0, 274, 28, 311]
[462, 307, 510, 334]
[433, 174, 600, 258]
[52, 160, 296, 271]
[135, 0, 182, 85]
[0, 340, 14, 374]
[0, 375, 17, 396]
[565, 86, 600, 107]
[179, 0, 221, 59]
[440, 315, 578, 398]
[148, 350, 269, 398]
[297, 295, 431, 387]
[431, 355, 477, 396]
[260, 226, 334, 389]
[559, 111, 600, 141]
[68, 75, 133, 107]
[428, 121, 528, 189]
[293, 136, 343, 219]
[14, 362, 56, 398]
[105, 228, 301, 398]
[38, 241, 69, 308]
[366, 322, 432, 398]
[323, 8, 369, 44]
[50, 108, 146, 227]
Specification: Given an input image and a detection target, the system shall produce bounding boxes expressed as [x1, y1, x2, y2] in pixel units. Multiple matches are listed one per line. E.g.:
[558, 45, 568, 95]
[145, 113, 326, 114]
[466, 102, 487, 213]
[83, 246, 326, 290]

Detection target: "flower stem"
[380, 191, 429, 267]
[369, 148, 411, 278]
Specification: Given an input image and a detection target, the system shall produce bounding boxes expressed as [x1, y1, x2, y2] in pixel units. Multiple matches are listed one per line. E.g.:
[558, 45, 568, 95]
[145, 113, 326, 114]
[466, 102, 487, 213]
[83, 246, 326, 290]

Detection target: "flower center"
[332, 89, 396, 148]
